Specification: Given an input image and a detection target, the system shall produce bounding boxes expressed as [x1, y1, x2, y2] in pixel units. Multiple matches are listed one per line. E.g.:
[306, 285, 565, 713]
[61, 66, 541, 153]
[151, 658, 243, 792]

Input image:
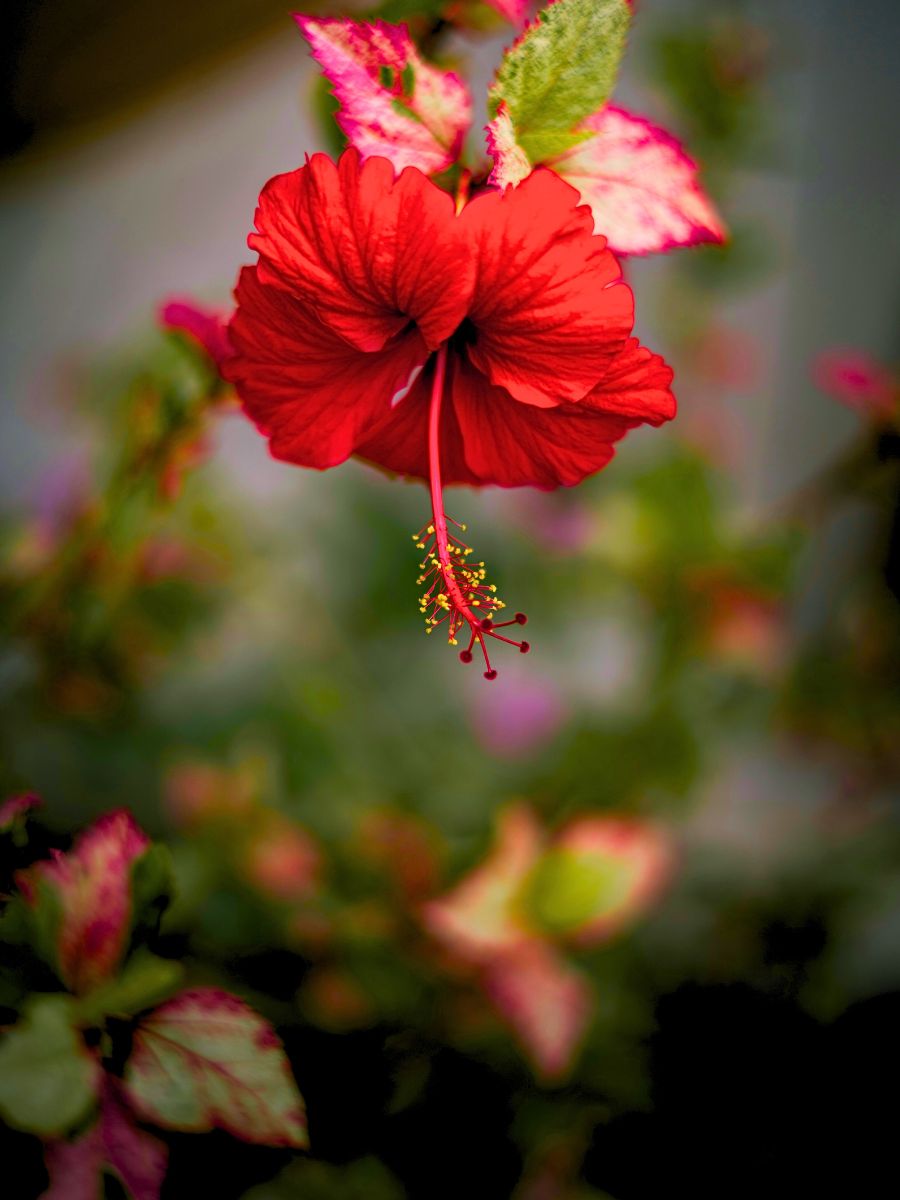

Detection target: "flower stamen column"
[415, 343, 530, 679]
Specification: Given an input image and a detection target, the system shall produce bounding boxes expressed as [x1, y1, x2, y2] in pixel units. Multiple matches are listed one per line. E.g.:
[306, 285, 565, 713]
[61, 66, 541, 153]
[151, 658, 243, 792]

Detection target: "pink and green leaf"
[422, 805, 543, 960]
[485, 102, 531, 189]
[488, 0, 630, 162]
[551, 105, 726, 255]
[124, 988, 308, 1148]
[524, 815, 672, 945]
[43, 1079, 168, 1200]
[296, 16, 472, 176]
[17, 810, 153, 994]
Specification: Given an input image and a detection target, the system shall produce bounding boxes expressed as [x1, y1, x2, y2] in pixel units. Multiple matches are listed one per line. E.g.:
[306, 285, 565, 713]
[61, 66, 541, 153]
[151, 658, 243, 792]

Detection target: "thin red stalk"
[427, 344, 482, 635]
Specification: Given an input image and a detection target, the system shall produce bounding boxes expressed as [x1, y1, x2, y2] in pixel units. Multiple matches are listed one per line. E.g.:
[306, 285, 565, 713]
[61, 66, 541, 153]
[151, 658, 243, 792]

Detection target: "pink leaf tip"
[552, 105, 727, 256]
[295, 15, 471, 176]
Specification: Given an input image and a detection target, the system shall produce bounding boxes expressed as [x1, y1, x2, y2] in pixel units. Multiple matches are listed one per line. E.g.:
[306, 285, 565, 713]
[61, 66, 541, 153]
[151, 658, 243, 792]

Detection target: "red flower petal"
[451, 357, 633, 488]
[354, 359, 480, 485]
[583, 336, 676, 423]
[459, 169, 633, 407]
[227, 266, 427, 469]
[249, 149, 473, 352]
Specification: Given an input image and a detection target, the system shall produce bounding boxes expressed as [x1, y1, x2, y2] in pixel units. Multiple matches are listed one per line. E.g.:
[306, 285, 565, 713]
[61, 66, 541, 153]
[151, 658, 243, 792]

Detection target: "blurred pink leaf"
[484, 942, 592, 1079]
[296, 16, 472, 175]
[159, 298, 234, 371]
[43, 1080, 168, 1200]
[42, 1126, 101, 1200]
[551, 105, 726, 255]
[484, 0, 530, 23]
[0, 792, 40, 833]
[124, 988, 308, 1148]
[18, 810, 150, 994]
[423, 806, 542, 960]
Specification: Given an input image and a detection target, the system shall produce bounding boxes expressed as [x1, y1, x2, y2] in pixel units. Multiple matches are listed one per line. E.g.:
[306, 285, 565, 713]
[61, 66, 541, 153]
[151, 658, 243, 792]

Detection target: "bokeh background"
[2, 1, 899, 1197]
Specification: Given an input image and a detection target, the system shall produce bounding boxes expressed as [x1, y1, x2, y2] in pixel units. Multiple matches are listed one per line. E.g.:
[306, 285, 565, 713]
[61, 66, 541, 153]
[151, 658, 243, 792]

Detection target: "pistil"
[414, 343, 530, 679]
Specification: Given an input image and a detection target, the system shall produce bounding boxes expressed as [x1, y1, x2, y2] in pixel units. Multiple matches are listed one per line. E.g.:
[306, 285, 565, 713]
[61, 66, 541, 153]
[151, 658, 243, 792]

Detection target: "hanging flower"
[226, 149, 674, 675]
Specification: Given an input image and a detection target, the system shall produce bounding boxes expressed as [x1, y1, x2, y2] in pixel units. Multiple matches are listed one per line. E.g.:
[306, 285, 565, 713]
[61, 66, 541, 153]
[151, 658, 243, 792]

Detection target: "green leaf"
[129, 843, 176, 941]
[21, 874, 65, 979]
[242, 1156, 405, 1200]
[73, 951, 184, 1025]
[488, 0, 631, 163]
[0, 996, 100, 1136]
[510, 127, 593, 162]
[524, 848, 635, 935]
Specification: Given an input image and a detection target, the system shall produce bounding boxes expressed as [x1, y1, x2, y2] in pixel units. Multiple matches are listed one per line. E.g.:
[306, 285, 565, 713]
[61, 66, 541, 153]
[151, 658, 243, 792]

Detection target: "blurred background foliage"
[2, 0, 900, 1197]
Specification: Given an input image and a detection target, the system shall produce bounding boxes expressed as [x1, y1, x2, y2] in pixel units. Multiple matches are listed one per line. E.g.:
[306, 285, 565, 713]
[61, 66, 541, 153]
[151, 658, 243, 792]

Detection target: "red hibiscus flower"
[226, 149, 674, 676]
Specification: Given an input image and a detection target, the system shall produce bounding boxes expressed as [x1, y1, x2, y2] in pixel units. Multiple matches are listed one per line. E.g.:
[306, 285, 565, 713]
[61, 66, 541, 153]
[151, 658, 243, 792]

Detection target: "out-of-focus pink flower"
[468, 664, 569, 759]
[300, 965, 374, 1031]
[32, 454, 92, 538]
[159, 298, 234, 372]
[813, 349, 897, 421]
[17, 810, 150, 994]
[690, 324, 760, 392]
[690, 570, 786, 680]
[242, 818, 322, 904]
[357, 808, 444, 901]
[163, 760, 258, 829]
[501, 490, 594, 556]
[707, 589, 785, 679]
